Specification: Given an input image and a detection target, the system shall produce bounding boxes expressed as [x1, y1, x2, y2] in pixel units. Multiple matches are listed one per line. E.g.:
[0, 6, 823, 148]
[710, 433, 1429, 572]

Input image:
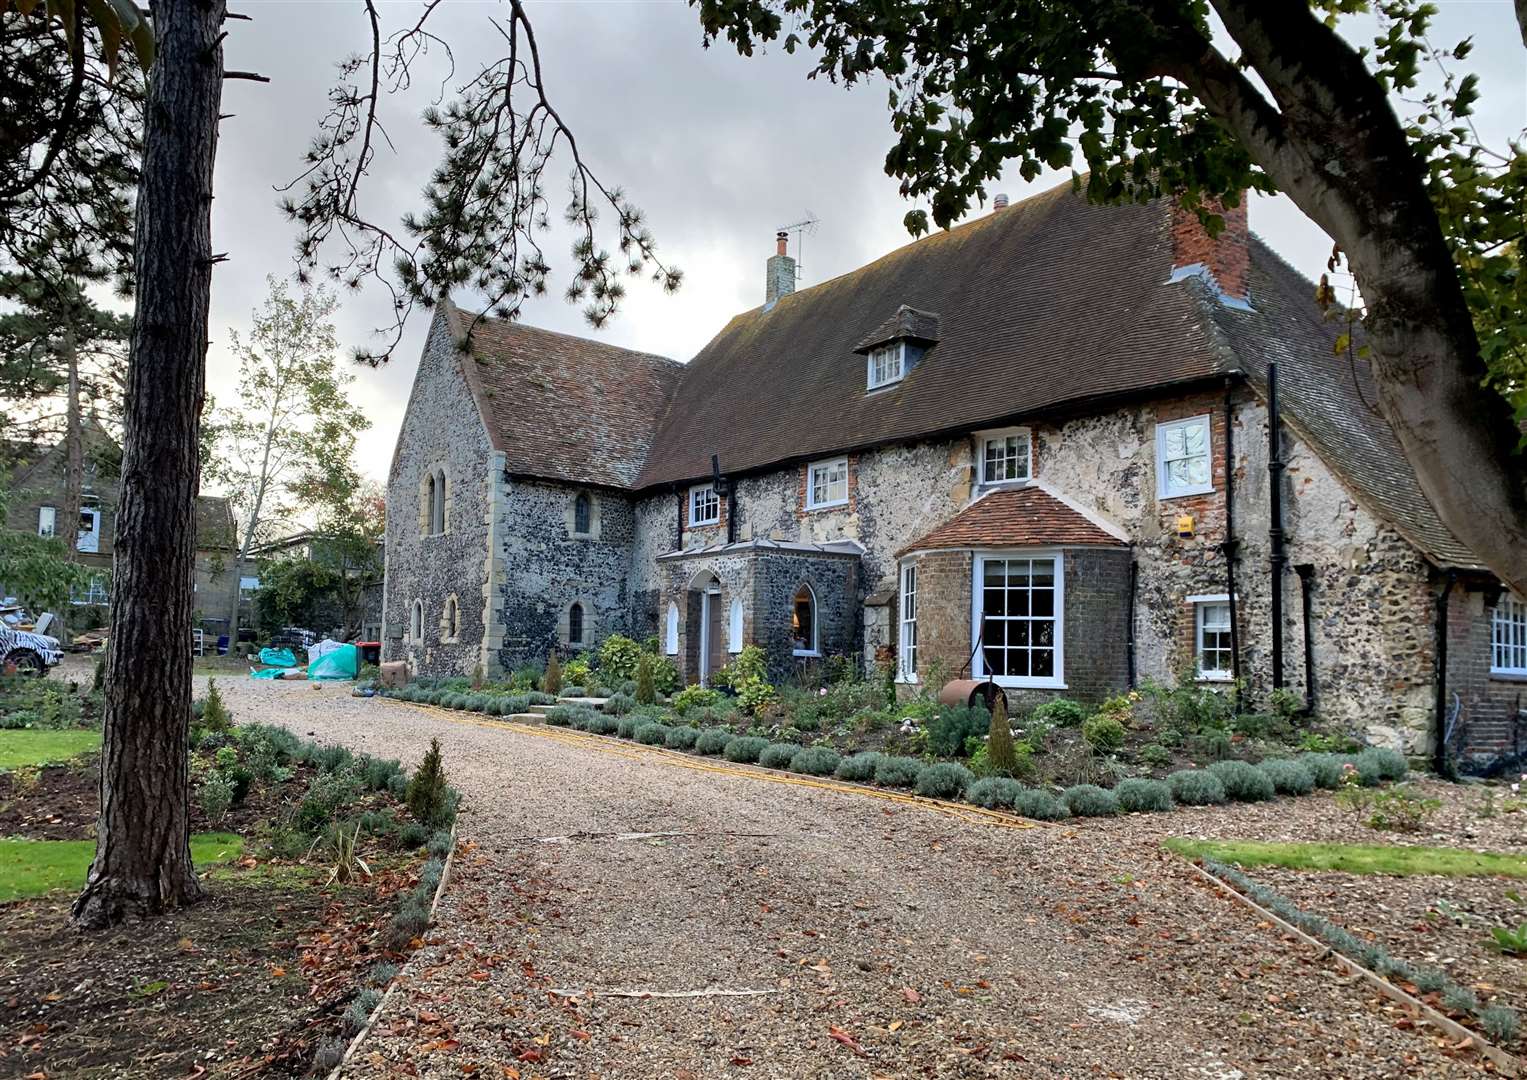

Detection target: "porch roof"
[656, 536, 865, 561]
[897, 486, 1127, 556]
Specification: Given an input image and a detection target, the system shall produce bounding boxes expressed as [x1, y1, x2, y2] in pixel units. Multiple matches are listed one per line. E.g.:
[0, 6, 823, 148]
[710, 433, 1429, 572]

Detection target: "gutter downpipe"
[675, 487, 683, 550]
[1295, 563, 1316, 714]
[1267, 361, 1287, 691]
[1126, 553, 1138, 689]
[1220, 376, 1243, 702]
[1434, 571, 1457, 778]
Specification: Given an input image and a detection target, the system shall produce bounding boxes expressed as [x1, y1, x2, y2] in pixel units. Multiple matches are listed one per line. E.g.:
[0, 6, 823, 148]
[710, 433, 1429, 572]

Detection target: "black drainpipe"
[712, 454, 737, 545]
[1125, 554, 1138, 688]
[1434, 571, 1457, 778]
[1294, 563, 1316, 714]
[1267, 361, 1287, 691]
[674, 486, 683, 550]
[1220, 376, 1242, 698]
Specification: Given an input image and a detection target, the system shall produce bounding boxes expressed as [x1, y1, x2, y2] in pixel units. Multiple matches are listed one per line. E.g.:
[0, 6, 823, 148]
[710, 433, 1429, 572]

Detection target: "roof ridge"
[455, 305, 682, 368]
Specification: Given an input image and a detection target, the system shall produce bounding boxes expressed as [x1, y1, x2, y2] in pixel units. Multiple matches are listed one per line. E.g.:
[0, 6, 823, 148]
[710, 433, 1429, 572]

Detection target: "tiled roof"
[853, 305, 942, 353]
[898, 486, 1127, 556]
[636, 180, 1225, 488]
[445, 302, 685, 490]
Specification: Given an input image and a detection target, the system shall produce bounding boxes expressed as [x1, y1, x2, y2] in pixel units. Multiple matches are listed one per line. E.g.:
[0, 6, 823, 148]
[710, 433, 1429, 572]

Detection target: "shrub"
[225, 764, 254, 806]
[562, 686, 588, 698]
[873, 755, 923, 788]
[916, 762, 975, 799]
[634, 654, 657, 705]
[1300, 752, 1346, 789]
[367, 962, 400, 987]
[982, 695, 1019, 775]
[542, 651, 563, 695]
[723, 735, 770, 763]
[314, 744, 354, 773]
[693, 728, 732, 755]
[344, 987, 384, 1034]
[1013, 788, 1071, 821]
[923, 703, 988, 758]
[564, 657, 593, 687]
[1207, 760, 1276, 802]
[583, 714, 619, 735]
[672, 685, 722, 715]
[605, 693, 636, 716]
[1361, 784, 1441, 832]
[545, 706, 582, 727]
[1258, 758, 1316, 796]
[406, 738, 453, 828]
[361, 756, 404, 792]
[1031, 698, 1090, 728]
[758, 742, 799, 769]
[597, 634, 643, 682]
[397, 821, 428, 848]
[1354, 747, 1408, 784]
[664, 726, 700, 749]
[788, 746, 841, 776]
[199, 773, 235, 824]
[834, 751, 885, 782]
[1479, 1005, 1520, 1044]
[967, 777, 1025, 809]
[1139, 742, 1172, 768]
[1191, 730, 1234, 762]
[313, 1037, 348, 1071]
[426, 829, 453, 858]
[1081, 714, 1126, 753]
[615, 714, 647, 739]
[1114, 778, 1173, 813]
[202, 679, 232, 732]
[1167, 769, 1227, 805]
[1063, 783, 1120, 817]
[634, 722, 671, 745]
[387, 772, 408, 799]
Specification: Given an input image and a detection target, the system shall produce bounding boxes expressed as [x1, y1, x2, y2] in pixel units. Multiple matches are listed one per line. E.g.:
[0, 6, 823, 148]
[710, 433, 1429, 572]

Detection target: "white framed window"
[791, 583, 818, 656]
[689, 483, 720, 527]
[971, 552, 1065, 689]
[1193, 596, 1234, 681]
[1492, 593, 1527, 676]
[899, 561, 918, 682]
[37, 506, 56, 538]
[76, 504, 101, 553]
[665, 602, 679, 655]
[728, 597, 744, 654]
[1156, 415, 1213, 498]
[805, 457, 849, 510]
[866, 342, 906, 390]
[69, 576, 109, 605]
[978, 428, 1032, 485]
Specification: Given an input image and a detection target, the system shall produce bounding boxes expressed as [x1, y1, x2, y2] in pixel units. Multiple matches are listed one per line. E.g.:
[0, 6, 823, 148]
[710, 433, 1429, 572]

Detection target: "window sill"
[978, 477, 1034, 489]
[1195, 674, 1234, 684]
[689, 519, 721, 529]
[1158, 484, 1214, 501]
[866, 379, 904, 394]
[983, 676, 1067, 690]
[804, 501, 848, 513]
[792, 649, 821, 658]
[1489, 671, 1527, 683]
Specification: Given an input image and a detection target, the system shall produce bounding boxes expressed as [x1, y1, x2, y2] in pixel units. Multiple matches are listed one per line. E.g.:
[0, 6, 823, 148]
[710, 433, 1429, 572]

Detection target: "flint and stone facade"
[384, 185, 1522, 772]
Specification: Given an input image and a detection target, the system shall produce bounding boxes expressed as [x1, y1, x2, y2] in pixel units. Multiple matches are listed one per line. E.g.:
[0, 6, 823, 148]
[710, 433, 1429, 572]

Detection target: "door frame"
[698, 585, 722, 684]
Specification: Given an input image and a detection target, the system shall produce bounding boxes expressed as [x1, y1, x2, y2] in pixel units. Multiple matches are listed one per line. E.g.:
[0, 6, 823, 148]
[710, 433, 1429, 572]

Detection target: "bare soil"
[0, 862, 420, 1078]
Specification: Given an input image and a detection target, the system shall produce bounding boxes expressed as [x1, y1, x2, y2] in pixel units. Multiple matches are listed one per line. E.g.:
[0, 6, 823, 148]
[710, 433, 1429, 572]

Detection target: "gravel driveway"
[215, 678, 1495, 1079]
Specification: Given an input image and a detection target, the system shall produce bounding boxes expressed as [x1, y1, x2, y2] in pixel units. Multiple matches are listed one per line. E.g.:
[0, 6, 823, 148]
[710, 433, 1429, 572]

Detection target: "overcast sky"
[203, 0, 1526, 497]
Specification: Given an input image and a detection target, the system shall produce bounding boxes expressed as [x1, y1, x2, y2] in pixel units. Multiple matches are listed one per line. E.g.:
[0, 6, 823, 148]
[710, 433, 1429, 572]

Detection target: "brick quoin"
[1172, 197, 1249, 304]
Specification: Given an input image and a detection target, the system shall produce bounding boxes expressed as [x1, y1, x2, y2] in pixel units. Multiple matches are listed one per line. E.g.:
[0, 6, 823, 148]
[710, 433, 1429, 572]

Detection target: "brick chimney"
[765, 230, 795, 305]
[1169, 196, 1250, 307]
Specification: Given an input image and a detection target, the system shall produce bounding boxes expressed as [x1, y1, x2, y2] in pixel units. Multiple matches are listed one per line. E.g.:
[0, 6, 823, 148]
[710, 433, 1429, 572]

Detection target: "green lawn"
[1163, 837, 1527, 878]
[0, 729, 102, 771]
[0, 833, 243, 902]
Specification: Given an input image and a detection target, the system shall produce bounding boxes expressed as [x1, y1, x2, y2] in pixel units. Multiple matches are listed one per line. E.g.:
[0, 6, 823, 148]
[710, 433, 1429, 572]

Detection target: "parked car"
[0, 607, 63, 675]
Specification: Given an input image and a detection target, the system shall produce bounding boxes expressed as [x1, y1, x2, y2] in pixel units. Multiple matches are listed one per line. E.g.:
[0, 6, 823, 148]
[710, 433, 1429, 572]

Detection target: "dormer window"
[978, 427, 1032, 485]
[866, 342, 906, 390]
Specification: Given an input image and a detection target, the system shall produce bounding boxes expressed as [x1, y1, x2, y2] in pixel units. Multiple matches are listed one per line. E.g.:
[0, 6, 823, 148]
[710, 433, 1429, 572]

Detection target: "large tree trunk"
[1164, 0, 1527, 597]
[72, 0, 226, 929]
[62, 318, 81, 566]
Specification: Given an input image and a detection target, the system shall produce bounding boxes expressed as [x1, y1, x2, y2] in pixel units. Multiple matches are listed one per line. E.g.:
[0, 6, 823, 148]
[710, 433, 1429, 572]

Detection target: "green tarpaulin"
[257, 647, 297, 668]
[307, 643, 358, 680]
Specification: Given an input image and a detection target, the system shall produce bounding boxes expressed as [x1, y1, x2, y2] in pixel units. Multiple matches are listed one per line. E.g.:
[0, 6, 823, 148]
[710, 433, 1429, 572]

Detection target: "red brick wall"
[1171, 198, 1249, 303]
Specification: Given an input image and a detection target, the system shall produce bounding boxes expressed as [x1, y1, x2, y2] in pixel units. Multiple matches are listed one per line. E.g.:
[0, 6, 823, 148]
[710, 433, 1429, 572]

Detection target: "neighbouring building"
[383, 181, 1526, 773]
[2, 422, 243, 640]
[246, 530, 384, 641]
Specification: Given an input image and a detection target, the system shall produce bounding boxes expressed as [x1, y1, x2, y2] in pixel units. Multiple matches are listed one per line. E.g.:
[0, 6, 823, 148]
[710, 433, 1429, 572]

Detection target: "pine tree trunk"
[72, 0, 227, 929]
[62, 319, 81, 566]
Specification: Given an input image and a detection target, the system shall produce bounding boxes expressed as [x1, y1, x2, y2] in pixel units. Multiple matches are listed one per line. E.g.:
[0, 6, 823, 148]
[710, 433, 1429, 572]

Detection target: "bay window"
[972, 552, 1064, 688]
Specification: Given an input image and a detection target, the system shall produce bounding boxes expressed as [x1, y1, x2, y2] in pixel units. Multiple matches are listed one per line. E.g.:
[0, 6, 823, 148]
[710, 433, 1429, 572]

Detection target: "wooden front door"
[704, 590, 725, 683]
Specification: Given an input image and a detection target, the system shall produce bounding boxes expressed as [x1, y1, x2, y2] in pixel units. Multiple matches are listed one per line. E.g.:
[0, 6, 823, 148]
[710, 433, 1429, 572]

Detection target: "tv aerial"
[777, 212, 820, 280]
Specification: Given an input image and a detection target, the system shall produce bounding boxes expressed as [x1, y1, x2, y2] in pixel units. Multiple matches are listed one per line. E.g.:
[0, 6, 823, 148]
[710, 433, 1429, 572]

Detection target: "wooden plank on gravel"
[1176, 855, 1522, 1078]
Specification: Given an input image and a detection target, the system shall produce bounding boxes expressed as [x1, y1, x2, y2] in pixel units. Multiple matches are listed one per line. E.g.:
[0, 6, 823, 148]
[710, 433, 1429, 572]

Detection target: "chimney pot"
[993, 193, 1009, 211]
[776, 230, 789, 257]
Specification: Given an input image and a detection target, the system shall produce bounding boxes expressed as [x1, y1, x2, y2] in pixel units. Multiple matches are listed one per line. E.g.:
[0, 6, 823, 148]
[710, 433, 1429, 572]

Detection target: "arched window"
[431, 468, 447, 534]
[410, 599, 423, 644]
[665, 602, 679, 655]
[573, 492, 591, 536]
[422, 474, 436, 536]
[791, 584, 818, 656]
[440, 595, 459, 642]
[568, 601, 585, 646]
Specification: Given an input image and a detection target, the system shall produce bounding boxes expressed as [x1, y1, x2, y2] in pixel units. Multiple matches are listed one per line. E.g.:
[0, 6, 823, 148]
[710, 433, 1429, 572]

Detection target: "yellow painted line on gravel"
[389, 700, 1038, 830]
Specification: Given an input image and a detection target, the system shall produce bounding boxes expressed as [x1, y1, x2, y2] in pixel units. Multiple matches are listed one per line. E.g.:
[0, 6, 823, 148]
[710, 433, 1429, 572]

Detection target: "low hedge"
[1167, 769, 1227, 806]
[1208, 760, 1276, 802]
[1114, 777, 1172, 813]
[1062, 783, 1119, 817]
[915, 762, 975, 799]
[723, 736, 770, 763]
[789, 746, 841, 776]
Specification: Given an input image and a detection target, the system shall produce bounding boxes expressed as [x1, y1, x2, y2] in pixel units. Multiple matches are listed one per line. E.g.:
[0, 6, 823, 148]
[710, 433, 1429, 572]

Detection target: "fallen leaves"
[827, 1025, 866, 1056]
